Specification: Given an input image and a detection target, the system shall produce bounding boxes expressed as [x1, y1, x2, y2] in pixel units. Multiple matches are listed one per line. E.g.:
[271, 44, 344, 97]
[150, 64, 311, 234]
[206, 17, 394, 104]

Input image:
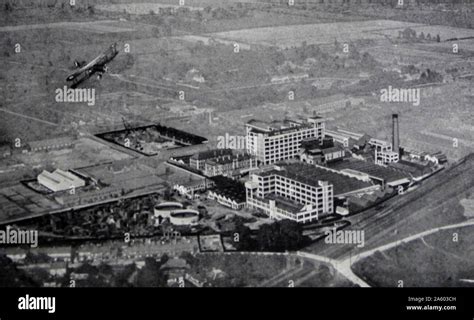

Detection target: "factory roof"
[258, 162, 374, 196]
[266, 193, 304, 213]
[209, 176, 246, 203]
[38, 169, 84, 187]
[327, 159, 409, 183]
[206, 153, 253, 165]
[246, 117, 323, 135]
[190, 149, 233, 161]
[388, 160, 432, 176]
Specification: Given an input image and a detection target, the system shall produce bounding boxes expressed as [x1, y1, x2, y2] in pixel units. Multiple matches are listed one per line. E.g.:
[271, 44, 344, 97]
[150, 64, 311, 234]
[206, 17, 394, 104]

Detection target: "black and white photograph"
[0, 0, 473, 317]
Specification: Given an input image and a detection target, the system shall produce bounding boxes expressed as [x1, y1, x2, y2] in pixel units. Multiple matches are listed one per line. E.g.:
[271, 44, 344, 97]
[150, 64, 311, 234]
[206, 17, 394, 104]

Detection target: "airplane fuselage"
[66, 43, 118, 87]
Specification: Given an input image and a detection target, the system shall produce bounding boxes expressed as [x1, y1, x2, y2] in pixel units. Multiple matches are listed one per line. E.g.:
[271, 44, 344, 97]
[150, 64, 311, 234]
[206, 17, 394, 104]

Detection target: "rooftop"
[190, 149, 233, 161]
[210, 176, 246, 202]
[247, 117, 323, 135]
[259, 162, 374, 196]
[389, 160, 432, 176]
[38, 169, 84, 186]
[328, 159, 409, 183]
[206, 153, 253, 165]
[266, 193, 304, 213]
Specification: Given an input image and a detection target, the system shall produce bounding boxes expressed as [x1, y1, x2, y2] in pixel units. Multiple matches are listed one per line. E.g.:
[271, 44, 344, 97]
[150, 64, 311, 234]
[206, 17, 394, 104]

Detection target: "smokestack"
[392, 114, 399, 155]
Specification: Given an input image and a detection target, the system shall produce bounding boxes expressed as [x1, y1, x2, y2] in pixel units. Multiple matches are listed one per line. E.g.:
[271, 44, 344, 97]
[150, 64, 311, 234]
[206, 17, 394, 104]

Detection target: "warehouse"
[37, 169, 85, 192]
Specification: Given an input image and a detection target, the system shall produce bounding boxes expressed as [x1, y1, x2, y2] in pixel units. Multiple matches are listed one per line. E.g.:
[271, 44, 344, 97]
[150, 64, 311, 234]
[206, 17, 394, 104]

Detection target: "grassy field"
[373, 24, 474, 42]
[352, 225, 474, 287]
[209, 20, 423, 48]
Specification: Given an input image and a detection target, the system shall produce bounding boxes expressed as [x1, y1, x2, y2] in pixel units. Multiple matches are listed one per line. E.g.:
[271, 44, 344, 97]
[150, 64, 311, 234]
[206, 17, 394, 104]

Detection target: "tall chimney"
[392, 114, 399, 155]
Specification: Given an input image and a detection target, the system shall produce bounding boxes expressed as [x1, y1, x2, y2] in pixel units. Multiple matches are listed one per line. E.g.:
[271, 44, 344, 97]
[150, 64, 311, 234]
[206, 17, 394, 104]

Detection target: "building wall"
[246, 120, 325, 165]
[245, 169, 333, 223]
[203, 156, 257, 177]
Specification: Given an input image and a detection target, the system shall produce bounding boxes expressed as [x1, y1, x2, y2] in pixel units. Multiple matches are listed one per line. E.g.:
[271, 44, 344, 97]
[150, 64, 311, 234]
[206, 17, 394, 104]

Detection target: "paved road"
[0, 107, 59, 126]
[296, 251, 370, 287]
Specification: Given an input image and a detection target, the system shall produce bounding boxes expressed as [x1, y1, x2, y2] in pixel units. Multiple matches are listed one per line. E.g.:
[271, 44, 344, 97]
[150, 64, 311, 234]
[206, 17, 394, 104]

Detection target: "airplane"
[66, 43, 119, 88]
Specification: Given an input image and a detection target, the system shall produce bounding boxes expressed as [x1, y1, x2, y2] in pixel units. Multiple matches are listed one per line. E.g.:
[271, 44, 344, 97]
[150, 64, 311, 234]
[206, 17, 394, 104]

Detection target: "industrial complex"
[1, 0, 472, 294]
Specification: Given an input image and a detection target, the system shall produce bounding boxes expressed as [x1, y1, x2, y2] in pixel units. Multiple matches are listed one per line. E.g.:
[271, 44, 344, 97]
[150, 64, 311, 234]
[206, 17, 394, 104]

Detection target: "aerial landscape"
[0, 0, 473, 298]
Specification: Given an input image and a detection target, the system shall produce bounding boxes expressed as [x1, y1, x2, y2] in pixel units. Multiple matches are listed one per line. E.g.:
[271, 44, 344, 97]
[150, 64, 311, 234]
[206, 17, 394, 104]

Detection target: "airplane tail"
[74, 60, 86, 68]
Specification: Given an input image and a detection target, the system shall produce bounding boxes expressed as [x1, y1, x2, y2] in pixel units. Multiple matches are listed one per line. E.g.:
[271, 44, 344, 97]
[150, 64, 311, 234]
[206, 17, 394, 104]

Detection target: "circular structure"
[169, 209, 199, 226]
[154, 202, 183, 219]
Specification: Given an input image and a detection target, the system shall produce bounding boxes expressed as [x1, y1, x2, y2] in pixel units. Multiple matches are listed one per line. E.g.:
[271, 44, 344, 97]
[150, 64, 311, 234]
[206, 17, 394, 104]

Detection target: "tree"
[136, 258, 167, 287]
[234, 220, 256, 251]
[0, 254, 38, 287]
[256, 219, 308, 252]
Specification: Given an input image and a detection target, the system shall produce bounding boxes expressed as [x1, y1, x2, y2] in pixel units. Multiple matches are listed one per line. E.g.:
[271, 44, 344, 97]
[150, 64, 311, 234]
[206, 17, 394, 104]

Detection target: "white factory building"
[37, 169, 85, 192]
[245, 164, 333, 223]
[246, 116, 325, 165]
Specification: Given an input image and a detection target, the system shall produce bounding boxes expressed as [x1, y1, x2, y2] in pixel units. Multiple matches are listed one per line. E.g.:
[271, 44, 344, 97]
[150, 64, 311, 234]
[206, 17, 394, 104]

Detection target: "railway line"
[304, 154, 474, 260]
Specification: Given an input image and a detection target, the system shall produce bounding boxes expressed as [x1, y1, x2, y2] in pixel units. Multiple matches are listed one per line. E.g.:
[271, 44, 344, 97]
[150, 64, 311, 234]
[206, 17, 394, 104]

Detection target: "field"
[209, 20, 423, 48]
[373, 24, 474, 42]
[98, 0, 261, 9]
[12, 137, 133, 169]
[97, 3, 204, 14]
[352, 225, 474, 287]
[186, 253, 355, 287]
[0, 20, 135, 34]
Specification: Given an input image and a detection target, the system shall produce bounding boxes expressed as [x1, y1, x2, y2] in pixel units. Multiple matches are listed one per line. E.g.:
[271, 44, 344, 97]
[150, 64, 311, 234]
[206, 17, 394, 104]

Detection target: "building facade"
[245, 165, 333, 223]
[246, 117, 325, 165]
[203, 153, 257, 178]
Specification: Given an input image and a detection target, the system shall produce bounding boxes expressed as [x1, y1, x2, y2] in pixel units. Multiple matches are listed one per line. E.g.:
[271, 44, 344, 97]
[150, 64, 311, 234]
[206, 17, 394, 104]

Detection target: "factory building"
[203, 152, 257, 178]
[188, 149, 256, 178]
[325, 125, 400, 165]
[37, 169, 85, 192]
[245, 162, 377, 223]
[245, 165, 333, 223]
[299, 136, 346, 165]
[246, 117, 325, 165]
[189, 149, 233, 170]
